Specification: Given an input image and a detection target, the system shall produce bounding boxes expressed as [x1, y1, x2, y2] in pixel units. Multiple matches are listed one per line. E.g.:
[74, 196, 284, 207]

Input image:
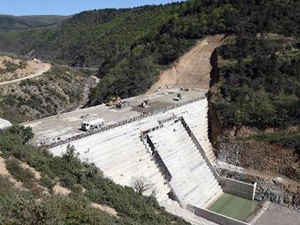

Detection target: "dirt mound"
[53, 184, 71, 195]
[148, 35, 224, 93]
[90, 203, 118, 217]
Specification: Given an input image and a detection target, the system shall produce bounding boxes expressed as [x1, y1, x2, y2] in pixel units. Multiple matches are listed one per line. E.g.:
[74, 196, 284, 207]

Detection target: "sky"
[0, 0, 185, 16]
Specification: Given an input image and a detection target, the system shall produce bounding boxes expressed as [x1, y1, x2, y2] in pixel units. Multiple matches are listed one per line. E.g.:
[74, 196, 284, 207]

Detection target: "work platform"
[24, 89, 205, 145]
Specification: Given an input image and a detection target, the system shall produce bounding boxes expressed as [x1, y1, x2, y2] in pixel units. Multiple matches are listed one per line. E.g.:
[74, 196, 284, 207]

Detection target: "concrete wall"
[181, 116, 257, 200]
[181, 117, 219, 178]
[146, 134, 173, 181]
[218, 178, 257, 200]
[187, 204, 249, 225]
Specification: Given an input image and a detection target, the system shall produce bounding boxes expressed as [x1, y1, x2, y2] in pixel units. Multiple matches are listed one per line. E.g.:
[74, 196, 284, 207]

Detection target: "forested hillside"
[211, 35, 300, 180]
[0, 0, 241, 104]
[0, 15, 68, 32]
[216, 36, 300, 130]
[2, 0, 299, 105]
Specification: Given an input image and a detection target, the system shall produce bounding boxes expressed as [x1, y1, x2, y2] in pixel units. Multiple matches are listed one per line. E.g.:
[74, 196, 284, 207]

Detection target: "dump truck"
[81, 118, 104, 131]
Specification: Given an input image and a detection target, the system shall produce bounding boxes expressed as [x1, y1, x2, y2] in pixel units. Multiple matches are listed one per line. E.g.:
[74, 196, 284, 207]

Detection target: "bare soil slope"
[148, 35, 224, 93]
[0, 65, 85, 123]
[0, 56, 51, 85]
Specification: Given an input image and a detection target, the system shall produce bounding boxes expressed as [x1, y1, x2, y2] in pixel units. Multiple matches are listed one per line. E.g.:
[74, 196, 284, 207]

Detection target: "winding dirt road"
[0, 62, 51, 86]
[147, 35, 224, 93]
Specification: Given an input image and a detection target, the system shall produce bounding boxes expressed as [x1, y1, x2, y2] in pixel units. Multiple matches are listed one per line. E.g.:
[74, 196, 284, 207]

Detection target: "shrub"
[6, 158, 35, 188]
[6, 125, 34, 144]
[40, 175, 56, 191]
[0, 176, 14, 193]
[59, 173, 77, 188]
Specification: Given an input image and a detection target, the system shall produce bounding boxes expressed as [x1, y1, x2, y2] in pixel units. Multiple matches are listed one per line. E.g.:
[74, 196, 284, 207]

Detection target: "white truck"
[81, 118, 104, 131]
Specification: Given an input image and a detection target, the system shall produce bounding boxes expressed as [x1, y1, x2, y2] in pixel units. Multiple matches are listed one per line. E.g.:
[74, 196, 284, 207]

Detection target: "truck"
[81, 118, 104, 131]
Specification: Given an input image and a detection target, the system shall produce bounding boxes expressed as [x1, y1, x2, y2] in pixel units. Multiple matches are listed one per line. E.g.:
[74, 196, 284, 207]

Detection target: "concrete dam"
[26, 89, 258, 225]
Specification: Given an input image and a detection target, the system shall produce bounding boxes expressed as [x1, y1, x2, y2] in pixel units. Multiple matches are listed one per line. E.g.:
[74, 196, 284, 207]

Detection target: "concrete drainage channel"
[187, 204, 250, 225]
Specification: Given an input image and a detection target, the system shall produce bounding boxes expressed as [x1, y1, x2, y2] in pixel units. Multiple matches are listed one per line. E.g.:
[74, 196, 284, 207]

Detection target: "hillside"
[0, 56, 51, 83]
[147, 35, 224, 93]
[210, 35, 300, 180]
[1, 0, 299, 106]
[0, 126, 189, 225]
[0, 14, 68, 32]
[0, 62, 86, 123]
[0, 0, 240, 104]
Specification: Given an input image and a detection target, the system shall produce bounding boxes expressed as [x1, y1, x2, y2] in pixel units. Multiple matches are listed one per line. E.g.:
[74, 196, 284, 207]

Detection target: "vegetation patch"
[0, 1, 299, 105]
[212, 35, 300, 179]
[250, 132, 300, 155]
[6, 157, 35, 188]
[0, 66, 85, 123]
[0, 59, 26, 75]
[215, 37, 300, 131]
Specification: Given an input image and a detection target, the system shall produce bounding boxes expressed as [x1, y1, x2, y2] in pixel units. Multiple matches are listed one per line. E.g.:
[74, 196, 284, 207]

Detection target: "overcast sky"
[0, 0, 185, 16]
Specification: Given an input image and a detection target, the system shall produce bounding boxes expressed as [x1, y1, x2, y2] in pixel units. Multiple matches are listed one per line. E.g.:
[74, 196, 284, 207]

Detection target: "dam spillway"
[148, 119, 223, 208]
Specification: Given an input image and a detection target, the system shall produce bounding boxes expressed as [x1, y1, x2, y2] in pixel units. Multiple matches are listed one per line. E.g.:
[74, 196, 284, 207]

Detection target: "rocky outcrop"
[217, 141, 300, 181]
[0, 118, 11, 129]
[207, 48, 223, 148]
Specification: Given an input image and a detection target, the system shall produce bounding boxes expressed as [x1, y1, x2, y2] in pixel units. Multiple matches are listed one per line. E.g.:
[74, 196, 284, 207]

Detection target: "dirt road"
[254, 203, 300, 225]
[0, 62, 51, 86]
[147, 35, 224, 93]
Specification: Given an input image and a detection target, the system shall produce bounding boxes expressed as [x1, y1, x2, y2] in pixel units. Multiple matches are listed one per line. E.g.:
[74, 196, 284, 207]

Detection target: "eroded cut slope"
[148, 35, 224, 93]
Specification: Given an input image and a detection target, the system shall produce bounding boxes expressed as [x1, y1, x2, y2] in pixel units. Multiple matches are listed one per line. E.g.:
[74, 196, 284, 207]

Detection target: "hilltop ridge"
[0, 14, 68, 32]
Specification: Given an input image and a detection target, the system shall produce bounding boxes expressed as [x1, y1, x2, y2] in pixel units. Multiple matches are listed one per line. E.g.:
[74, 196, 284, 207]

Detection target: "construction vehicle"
[140, 99, 150, 108]
[81, 118, 104, 131]
[173, 93, 182, 101]
[106, 97, 129, 109]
